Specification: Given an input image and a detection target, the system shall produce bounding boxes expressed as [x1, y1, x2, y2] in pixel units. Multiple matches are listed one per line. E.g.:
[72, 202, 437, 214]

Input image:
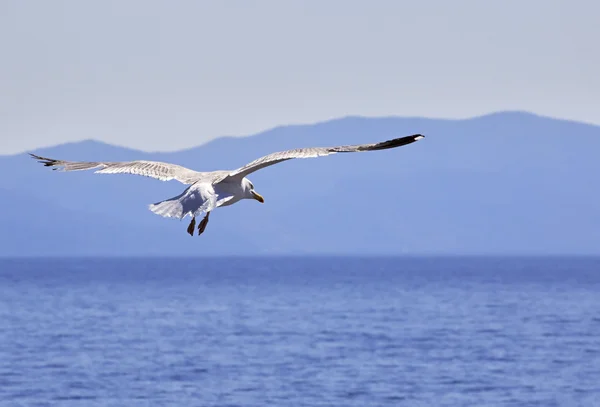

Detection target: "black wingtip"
[366, 133, 425, 151]
[29, 153, 60, 167]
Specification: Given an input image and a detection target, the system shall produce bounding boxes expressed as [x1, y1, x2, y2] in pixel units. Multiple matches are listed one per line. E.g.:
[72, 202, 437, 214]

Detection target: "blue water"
[1, 257, 599, 406]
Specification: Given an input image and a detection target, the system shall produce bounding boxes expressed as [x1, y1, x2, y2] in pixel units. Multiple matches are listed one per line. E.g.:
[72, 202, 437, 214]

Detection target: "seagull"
[30, 134, 424, 236]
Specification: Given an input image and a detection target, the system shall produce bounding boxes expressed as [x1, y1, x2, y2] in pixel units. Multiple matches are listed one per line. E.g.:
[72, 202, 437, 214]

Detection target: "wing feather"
[29, 154, 202, 185]
[224, 134, 424, 179]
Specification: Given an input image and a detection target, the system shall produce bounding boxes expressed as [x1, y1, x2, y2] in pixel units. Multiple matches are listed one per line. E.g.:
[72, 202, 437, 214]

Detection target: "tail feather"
[149, 184, 216, 220]
[149, 198, 187, 219]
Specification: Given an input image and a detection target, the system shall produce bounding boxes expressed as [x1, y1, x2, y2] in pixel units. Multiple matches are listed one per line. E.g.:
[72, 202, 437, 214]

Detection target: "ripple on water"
[0, 257, 599, 406]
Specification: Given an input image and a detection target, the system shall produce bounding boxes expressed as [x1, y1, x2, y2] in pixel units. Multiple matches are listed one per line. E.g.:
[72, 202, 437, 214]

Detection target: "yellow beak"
[251, 190, 265, 203]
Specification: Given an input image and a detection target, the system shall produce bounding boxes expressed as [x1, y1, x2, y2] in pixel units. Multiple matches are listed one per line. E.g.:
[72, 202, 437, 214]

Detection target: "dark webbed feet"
[198, 212, 210, 236]
[187, 216, 196, 236]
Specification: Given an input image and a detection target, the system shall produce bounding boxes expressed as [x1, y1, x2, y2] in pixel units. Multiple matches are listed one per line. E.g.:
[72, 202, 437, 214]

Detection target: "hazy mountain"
[1, 111, 598, 256]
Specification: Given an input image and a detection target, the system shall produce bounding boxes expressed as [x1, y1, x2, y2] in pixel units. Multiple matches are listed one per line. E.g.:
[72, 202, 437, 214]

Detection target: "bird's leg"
[198, 212, 210, 236]
[186, 216, 196, 236]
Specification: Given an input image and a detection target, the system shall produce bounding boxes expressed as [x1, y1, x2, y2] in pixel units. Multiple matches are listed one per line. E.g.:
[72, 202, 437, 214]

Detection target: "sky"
[1, 0, 599, 155]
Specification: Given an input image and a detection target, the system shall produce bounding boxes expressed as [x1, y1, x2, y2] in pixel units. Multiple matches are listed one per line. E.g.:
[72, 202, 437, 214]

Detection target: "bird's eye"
[249, 182, 254, 189]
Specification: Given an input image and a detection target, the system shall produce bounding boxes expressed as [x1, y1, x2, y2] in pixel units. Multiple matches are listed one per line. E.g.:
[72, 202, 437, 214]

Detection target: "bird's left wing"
[222, 134, 424, 180]
[29, 154, 203, 185]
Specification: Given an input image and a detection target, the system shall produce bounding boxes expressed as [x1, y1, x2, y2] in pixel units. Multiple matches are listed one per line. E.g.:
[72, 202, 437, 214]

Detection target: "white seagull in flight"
[30, 134, 424, 236]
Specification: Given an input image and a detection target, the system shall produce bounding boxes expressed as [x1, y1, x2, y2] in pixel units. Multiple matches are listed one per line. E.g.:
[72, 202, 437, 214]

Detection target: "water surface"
[1, 257, 599, 406]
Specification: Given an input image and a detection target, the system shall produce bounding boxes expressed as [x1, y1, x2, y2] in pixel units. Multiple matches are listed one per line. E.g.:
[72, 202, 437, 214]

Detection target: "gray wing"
[29, 154, 203, 185]
[224, 134, 424, 179]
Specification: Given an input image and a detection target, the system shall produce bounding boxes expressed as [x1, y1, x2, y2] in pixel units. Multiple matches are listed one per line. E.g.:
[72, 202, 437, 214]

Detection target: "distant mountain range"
[1, 111, 598, 256]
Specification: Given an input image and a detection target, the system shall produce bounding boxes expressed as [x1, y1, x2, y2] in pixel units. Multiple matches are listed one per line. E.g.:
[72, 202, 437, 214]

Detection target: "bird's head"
[242, 178, 264, 203]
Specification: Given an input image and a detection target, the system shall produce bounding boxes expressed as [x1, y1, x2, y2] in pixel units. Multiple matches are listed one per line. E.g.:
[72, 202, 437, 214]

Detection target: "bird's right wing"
[29, 154, 203, 185]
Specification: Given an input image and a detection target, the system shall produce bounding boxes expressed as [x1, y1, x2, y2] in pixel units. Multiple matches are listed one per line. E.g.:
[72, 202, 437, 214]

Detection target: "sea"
[0, 257, 599, 406]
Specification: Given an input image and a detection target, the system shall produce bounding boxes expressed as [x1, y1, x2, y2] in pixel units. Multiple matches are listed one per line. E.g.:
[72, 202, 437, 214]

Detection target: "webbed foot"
[198, 212, 210, 236]
[187, 217, 196, 236]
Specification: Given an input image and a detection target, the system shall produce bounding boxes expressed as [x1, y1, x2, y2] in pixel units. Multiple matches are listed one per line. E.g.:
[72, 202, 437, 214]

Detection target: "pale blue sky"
[1, 0, 598, 154]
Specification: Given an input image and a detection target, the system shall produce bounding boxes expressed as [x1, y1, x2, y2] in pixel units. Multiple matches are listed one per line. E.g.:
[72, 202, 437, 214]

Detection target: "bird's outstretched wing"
[29, 154, 202, 185]
[224, 134, 424, 180]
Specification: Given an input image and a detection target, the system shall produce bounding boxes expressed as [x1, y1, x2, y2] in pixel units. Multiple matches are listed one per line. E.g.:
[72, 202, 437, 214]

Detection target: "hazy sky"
[1, 0, 598, 154]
